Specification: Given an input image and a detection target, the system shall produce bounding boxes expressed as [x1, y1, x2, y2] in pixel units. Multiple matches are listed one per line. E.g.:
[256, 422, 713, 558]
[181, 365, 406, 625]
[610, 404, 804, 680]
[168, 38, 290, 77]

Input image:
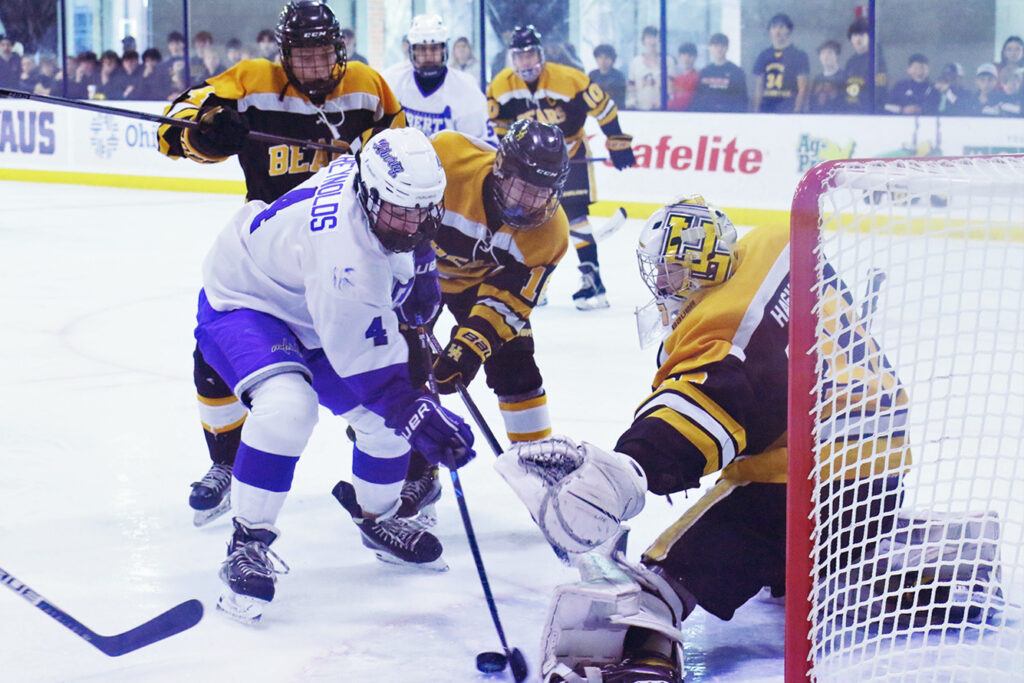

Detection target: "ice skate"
[572, 264, 609, 310]
[396, 452, 442, 527]
[216, 517, 289, 624]
[549, 655, 682, 683]
[333, 480, 448, 571]
[189, 463, 232, 527]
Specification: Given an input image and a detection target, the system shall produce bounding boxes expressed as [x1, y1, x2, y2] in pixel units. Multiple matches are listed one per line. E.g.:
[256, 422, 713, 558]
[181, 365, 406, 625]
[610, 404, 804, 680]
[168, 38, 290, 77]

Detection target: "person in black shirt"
[751, 13, 809, 113]
[935, 62, 970, 115]
[843, 17, 887, 113]
[962, 62, 1008, 116]
[0, 34, 20, 88]
[885, 53, 939, 115]
[690, 33, 747, 113]
[589, 43, 626, 107]
[809, 39, 845, 113]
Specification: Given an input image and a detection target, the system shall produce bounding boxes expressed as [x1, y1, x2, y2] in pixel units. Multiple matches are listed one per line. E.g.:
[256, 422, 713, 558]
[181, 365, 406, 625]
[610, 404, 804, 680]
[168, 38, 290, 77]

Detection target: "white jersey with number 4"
[201, 154, 415, 380]
[382, 62, 497, 146]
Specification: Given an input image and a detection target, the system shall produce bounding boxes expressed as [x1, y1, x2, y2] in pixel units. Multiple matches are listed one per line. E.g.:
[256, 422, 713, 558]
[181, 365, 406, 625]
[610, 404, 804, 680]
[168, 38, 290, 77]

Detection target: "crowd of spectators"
[0, 20, 1020, 118]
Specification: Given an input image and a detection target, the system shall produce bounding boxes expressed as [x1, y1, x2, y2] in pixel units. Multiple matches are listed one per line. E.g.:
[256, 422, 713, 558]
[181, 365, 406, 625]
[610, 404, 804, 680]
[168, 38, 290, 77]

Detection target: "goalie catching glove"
[605, 134, 636, 171]
[495, 435, 647, 555]
[188, 105, 250, 157]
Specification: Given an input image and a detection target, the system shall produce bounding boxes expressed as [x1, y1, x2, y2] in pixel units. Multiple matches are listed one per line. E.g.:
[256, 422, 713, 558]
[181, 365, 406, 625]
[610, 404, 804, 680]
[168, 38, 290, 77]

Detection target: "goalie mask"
[634, 196, 737, 347]
[357, 128, 447, 253]
[276, 0, 346, 101]
[509, 25, 545, 83]
[491, 119, 569, 230]
[407, 14, 448, 79]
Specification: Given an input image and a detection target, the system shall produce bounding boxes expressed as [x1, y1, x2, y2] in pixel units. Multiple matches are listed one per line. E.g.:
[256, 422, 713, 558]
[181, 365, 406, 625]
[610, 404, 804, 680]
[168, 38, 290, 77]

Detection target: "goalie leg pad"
[497, 436, 648, 554]
[540, 529, 686, 682]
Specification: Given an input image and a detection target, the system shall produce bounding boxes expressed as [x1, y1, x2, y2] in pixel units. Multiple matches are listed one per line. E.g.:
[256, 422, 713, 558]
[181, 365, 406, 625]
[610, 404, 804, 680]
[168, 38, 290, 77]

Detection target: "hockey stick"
[422, 329, 505, 458]
[1, 565, 203, 656]
[592, 206, 629, 241]
[0, 87, 346, 154]
[414, 322, 528, 683]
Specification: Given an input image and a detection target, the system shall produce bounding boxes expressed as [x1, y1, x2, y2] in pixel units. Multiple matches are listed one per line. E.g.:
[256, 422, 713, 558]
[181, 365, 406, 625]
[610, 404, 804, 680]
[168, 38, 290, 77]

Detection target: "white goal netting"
[789, 156, 1024, 682]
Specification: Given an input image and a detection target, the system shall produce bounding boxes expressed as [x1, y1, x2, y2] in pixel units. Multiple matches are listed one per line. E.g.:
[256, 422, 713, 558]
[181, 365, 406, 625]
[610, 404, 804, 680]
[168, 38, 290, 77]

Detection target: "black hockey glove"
[396, 243, 442, 327]
[432, 328, 491, 395]
[389, 395, 476, 468]
[605, 134, 636, 170]
[193, 105, 249, 157]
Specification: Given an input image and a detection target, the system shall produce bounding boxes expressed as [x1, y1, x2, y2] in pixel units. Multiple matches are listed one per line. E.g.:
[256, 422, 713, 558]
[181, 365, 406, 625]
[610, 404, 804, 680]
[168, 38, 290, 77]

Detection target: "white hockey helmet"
[407, 14, 448, 78]
[357, 128, 447, 252]
[637, 195, 737, 305]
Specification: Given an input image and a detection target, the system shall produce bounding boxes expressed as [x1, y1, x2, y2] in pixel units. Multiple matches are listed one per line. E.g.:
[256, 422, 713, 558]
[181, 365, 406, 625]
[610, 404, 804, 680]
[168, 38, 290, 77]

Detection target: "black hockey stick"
[422, 329, 505, 458]
[414, 322, 528, 683]
[0, 86, 346, 154]
[1, 565, 203, 656]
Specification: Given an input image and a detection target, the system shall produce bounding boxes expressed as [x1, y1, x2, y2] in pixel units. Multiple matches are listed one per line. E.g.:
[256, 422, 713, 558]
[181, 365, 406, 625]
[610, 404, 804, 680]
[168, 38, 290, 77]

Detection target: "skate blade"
[192, 494, 231, 527]
[574, 294, 609, 311]
[373, 551, 449, 572]
[216, 589, 269, 624]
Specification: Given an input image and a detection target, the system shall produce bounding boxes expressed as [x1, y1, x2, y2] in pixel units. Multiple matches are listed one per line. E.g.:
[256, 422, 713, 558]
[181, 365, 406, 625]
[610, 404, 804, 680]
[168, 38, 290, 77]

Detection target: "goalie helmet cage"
[786, 155, 1024, 682]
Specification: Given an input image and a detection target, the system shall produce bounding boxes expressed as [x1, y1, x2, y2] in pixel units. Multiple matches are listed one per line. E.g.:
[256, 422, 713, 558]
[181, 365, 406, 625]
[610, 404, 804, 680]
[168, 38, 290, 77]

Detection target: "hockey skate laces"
[194, 463, 232, 491]
[226, 541, 291, 579]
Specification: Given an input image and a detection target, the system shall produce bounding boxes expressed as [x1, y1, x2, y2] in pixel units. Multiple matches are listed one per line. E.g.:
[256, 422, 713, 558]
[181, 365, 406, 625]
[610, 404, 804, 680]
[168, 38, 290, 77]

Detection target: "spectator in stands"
[17, 54, 37, 90]
[935, 62, 969, 115]
[545, 38, 584, 71]
[491, 30, 513, 78]
[256, 28, 277, 61]
[751, 13, 809, 113]
[129, 48, 166, 100]
[628, 25, 675, 110]
[225, 38, 243, 67]
[667, 42, 698, 111]
[997, 36, 1023, 75]
[163, 30, 186, 86]
[0, 34, 19, 87]
[843, 17, 887, 113]
[341, 28, 367, 64]
[121, 36, 137, 57]
[94, 50, 127, 100]
[998, 65, 1022, 116]
[66, 50, 98, 99]
[31, 52, 60, 95]
[450, 36, 478, 74]
[885, 54, 939, 115]
[589, 43, 626, 108]
[200, 45, 226, 81]
[121, 49, 141, 94]
[691, 33, 747, 113]
[962, 63, 1005, 116]
[809, 39, 845, 113]
[191, 31, 214, 79]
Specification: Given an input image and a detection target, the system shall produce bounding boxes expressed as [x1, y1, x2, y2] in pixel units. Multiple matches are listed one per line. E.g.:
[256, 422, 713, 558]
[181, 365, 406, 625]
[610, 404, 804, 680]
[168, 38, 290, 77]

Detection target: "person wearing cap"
[884, 53, 939, 115]
[691, 33, 747, 113]
[843, 17, 887, 113]
[962, 63, 1007, 116]
[751, 12, 810, 113]
[935, 62, 969, 115]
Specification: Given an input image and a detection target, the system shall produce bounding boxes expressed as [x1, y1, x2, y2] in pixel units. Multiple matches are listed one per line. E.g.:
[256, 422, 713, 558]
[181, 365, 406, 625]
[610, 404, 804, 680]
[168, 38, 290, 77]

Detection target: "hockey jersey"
[201, 154, 415, 409]
[381, 62, 496, 145]
[486, 61, 626, 152]
[159, 59, 404, 202]
[615, 223, 909, 495]
[428, 130, 569, 355]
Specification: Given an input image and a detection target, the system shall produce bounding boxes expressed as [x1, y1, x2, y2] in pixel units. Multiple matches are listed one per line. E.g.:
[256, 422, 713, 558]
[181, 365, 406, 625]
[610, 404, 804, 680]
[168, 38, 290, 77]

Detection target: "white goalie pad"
[495, 436, 648, 555]
[540, 528, 686, 683]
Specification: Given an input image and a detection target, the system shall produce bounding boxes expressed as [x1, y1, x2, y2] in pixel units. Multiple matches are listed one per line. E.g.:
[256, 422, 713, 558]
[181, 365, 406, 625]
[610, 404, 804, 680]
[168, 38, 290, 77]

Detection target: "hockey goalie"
[494, 196, 1010, 682]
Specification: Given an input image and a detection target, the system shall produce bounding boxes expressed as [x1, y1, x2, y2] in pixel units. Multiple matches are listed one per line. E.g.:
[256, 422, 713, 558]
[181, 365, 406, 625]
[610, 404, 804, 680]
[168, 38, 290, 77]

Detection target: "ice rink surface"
[0, 182, 785, 682]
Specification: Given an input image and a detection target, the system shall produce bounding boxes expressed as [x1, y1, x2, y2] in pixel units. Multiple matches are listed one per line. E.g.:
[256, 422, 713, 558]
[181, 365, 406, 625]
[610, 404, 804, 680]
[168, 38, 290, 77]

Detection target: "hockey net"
[786, 155, 1024, 682]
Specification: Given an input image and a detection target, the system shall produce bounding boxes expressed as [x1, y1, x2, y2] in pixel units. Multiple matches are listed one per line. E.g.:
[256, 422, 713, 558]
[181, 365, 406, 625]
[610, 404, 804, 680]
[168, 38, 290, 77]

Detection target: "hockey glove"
[192, 105, 249, 157]
[433, 328, 491, 395]
[396, 243, 442, 327]
[605, 134, 636, 171]
[390, 395, 476, 468]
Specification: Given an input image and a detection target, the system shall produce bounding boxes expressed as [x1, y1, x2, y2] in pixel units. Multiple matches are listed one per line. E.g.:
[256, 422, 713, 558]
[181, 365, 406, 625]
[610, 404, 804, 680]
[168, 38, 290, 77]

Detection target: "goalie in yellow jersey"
[157, 0, 405, 527]
[487, 25, 636, 310]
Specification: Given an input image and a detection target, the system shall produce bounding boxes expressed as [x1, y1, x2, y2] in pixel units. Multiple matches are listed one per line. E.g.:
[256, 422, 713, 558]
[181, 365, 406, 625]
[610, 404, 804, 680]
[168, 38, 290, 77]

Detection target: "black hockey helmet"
[509, 25, 545, 82]
[491, 119, 569, 230]
[276, 0, 346, 100]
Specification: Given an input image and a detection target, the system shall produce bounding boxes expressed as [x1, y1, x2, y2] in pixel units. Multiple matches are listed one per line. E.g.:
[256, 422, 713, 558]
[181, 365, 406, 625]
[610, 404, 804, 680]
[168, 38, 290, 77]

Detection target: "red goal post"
[786, 155, 1024, 682]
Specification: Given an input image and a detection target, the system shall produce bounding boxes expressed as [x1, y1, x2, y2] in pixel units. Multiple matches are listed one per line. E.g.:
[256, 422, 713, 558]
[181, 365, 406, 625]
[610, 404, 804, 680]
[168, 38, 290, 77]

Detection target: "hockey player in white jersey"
[195, 127, 476, 623]
[382, 14, 497, 145]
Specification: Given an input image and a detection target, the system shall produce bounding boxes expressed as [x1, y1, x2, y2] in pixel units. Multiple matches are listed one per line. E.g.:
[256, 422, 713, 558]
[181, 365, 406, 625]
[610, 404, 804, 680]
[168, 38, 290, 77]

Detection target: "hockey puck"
[475, 651, 507, 673]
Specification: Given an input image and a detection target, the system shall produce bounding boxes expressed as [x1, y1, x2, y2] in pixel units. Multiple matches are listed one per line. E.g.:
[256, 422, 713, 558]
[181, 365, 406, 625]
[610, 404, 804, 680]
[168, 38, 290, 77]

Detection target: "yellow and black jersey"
[615, 223, 909, 495]
[429, 130, 569, 355]
[158, 59, 404, 203]
[486, 61, 624, 151]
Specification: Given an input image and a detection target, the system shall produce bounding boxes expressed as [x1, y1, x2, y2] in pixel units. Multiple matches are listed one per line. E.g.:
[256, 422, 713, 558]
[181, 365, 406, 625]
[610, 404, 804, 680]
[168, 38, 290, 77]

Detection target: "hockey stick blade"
[2, 566, 203, 656]
[593, 207, 628, 241]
